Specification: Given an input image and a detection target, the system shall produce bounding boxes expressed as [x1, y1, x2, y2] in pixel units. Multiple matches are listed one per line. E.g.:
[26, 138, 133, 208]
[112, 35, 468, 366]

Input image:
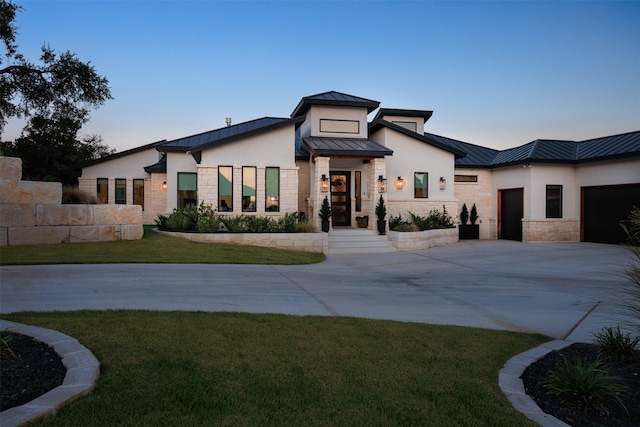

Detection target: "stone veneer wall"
[1, 156, 143, 246]
[388, 227, 459, 251]
[522, 219, 580, 242]
[155, 229, 327, 253]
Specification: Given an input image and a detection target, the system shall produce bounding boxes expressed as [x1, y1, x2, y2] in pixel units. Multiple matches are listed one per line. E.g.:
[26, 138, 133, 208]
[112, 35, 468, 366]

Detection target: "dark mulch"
[1, 332, 66, 411]
[521, 343, 640, 427]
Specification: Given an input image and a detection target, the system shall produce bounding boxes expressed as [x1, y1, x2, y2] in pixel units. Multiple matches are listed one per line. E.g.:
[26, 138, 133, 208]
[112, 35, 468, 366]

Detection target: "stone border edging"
[499, 340, 571, 427]
[0, 320, 100, 427]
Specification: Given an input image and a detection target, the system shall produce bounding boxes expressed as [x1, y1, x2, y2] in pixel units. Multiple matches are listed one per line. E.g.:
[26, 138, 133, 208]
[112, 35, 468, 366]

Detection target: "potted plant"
[319, 195, 331, 232]
[375, 195, 387, 235]
[459, 202, 480, 239]
[356, 215, 369, 228]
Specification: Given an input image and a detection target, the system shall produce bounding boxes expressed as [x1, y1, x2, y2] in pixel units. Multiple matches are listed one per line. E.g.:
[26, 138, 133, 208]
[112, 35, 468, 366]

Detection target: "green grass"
[1, 311, 548, 426]
[0, 226, 325, 265]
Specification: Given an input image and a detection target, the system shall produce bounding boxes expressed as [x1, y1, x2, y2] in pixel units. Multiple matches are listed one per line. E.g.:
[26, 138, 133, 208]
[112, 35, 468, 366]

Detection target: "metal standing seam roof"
[291, 91, 381, 118]
[424, 132, 499, 167]
[302, 136, 393, 157]
[158, 117, 300, 153]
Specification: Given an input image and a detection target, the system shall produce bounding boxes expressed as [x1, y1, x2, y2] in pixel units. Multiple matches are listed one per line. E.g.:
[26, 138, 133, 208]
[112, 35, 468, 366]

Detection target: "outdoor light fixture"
[321, 174, 329, 192]
[162, 181, 167, 190]
[378, 175, 387, 193]
[439, 177, 446, 190]
[394, 176, 405, 190]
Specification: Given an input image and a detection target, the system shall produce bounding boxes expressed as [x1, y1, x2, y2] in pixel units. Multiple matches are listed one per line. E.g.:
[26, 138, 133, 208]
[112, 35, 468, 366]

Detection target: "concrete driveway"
[0, 240, 635, 342]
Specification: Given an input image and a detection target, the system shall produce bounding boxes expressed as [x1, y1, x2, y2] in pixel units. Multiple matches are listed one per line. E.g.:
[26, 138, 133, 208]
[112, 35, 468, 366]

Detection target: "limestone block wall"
[522, 219, 580, 242]
[1, 156, 143, 246]
[388, 228, 459, 251]
[454, 168, 493, 239]
[156, 229, 327, 253]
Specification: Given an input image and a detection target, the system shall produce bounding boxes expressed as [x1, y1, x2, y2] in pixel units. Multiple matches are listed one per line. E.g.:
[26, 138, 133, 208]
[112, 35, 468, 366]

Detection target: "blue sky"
[3, 0, 639, 152]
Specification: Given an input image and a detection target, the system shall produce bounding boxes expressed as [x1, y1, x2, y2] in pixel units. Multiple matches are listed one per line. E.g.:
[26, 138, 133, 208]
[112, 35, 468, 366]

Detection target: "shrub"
[428, 205, 455, 229]
[408, 211, 433, 231]
[460, 203, 469, 225]
[1, 332, 15, 360]
[544, 357, 628, 415]
[593, 326, 639, 363]
[62, 186, 98, 204]
[389, 214, 408, 230]
[469, 203, 479, 225]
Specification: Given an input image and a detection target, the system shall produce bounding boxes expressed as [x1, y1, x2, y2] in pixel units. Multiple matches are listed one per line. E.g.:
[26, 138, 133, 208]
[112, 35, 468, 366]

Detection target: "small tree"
[319, 196, 331, 220]
[470, 203, 479, 225]
[375, 195, 387, 221]
[620, 206, 640, 337]
[460, 203, 469, 225]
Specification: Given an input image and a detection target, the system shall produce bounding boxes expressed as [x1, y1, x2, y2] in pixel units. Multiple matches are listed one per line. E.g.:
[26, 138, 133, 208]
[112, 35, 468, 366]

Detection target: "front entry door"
[330, 172, 351, 227]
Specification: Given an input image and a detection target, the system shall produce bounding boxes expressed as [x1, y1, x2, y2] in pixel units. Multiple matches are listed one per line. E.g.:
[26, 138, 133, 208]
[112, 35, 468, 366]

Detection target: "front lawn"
[0, 226, 325, 265]
[2, 311, 548, 426]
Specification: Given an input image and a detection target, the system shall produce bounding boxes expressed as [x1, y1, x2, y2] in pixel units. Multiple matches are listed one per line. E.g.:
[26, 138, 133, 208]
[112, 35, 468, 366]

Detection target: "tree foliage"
[0, 0, 114, 184]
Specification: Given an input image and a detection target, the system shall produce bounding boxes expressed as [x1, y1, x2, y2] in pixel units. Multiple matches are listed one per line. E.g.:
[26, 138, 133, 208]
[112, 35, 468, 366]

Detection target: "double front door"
[330, 172, 351, 227]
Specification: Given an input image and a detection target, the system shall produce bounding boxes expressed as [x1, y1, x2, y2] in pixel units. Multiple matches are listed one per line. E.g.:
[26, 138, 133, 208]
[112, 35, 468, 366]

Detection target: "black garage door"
[582, 184, 640, 244]
[499, 188, 523, 241]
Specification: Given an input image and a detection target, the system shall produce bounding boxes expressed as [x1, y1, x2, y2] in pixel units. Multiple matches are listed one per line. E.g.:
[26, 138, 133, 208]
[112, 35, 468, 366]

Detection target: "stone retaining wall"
[0, 156, 143, 246]
[155, 229, 327, 253]
[389, 227, 459, 251]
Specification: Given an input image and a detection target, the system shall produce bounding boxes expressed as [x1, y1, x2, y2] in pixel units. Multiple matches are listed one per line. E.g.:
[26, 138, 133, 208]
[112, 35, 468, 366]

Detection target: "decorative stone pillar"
[368, 158, 387, 230]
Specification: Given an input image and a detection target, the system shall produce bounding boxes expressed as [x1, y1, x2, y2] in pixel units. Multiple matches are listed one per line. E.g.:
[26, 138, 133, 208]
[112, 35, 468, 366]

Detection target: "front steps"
[328, 228, 397, 255]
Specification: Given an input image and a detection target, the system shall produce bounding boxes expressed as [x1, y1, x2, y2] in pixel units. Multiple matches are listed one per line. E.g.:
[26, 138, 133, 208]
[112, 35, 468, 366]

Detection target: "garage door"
[499, 188, 523, 241]
[582, 184, 640, 244]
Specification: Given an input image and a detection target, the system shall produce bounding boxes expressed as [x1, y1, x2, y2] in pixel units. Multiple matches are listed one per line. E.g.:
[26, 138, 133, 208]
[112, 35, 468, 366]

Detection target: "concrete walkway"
[1, 240, 633, 341]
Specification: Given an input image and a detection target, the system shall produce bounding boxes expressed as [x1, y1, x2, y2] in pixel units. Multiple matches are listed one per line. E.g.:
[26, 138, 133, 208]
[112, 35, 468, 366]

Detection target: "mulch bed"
[521, 342, 640, 427]
[1, 332, 66, 411]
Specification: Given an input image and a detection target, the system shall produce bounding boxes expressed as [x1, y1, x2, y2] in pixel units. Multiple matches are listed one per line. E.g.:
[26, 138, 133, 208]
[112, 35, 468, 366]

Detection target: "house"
[78, 91, 640, 244]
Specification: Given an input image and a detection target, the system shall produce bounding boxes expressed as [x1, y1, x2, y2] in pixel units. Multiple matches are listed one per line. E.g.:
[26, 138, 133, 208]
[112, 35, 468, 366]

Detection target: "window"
[115, 179, 126, 204]
[392, 121, 417, 132]
[546, 185, 562, 218]
[319, 119, 359, 134]
[242, 166, 256, 212]
[97, 178, 108, 203]
[355, 171, 362, 212]
[133, 179, 144, 210]
[218, 166, 233, 211]
[414, 172, 428, 198]
[265, 167, 280, 212]
[454, 175, 478, 183]
[178, 173, 197, 208]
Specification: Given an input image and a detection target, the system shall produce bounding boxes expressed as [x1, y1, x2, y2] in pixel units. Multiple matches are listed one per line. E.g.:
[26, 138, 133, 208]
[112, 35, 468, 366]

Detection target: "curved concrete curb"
[499, 340, 572, 427]
[0, 320, 100, 427]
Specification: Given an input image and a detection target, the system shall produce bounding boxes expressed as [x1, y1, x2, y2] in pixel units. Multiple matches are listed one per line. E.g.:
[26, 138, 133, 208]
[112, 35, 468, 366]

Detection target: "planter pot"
[377, 219, 386, 235]
[321, 219, 330, 233]
[459, 224, 479, 240]
[356, 217, 369, 228]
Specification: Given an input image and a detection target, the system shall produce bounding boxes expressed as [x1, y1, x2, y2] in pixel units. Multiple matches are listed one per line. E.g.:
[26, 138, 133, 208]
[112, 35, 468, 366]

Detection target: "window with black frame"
[546, 185, 562, 218]
[178, 173, 197, 208]
[242, 166, 256, 212]
[414, 172, 428, 198]
[218, 166, 232, 211]
[265, 167, 279, 212]
[115, 179, 126, 204]
[97, 178, 108, 203]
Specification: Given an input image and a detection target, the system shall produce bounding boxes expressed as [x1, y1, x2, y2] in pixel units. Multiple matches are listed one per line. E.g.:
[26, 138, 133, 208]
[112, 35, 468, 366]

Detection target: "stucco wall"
[1, 157, 143, 246]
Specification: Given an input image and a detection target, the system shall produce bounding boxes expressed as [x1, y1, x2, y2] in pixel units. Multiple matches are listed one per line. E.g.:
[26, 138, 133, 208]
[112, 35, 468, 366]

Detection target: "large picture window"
[242, 166, 257, 212]
[133, 179, 144, 210]
[178, 173, 197, 208]
[546, 185, 562, 218]
[115, 179, 126, 204]
[414, 172, 428, 198]
[97, 178, 108, 203]
[218, 166, 233, 211]
[265, 167, 279, 212]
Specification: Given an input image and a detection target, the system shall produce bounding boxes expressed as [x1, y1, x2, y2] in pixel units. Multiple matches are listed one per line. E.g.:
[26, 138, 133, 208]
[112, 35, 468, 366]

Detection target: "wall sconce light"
[378, 175, 387, 193]
[439, 177, 446, 190]
[394, 176, 405, 190]
[321, 174, 329, 192]
[162, 181, 167, 190]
